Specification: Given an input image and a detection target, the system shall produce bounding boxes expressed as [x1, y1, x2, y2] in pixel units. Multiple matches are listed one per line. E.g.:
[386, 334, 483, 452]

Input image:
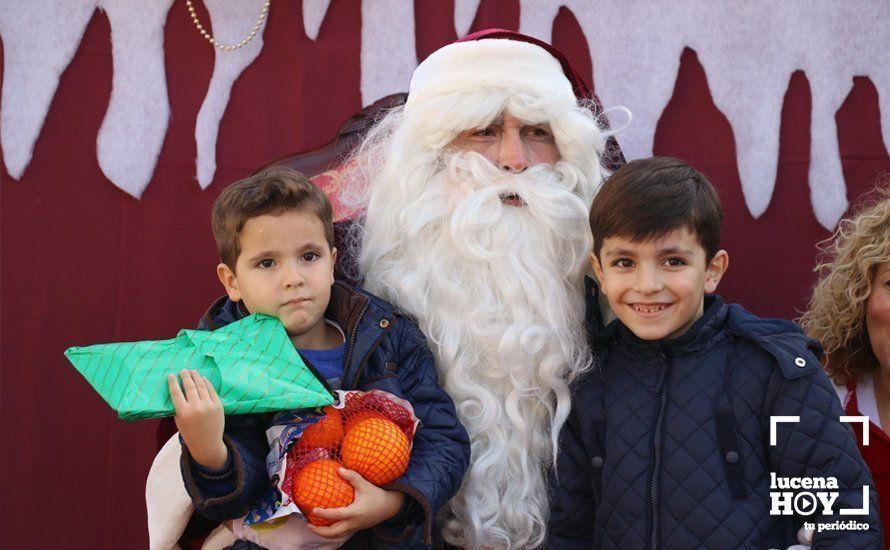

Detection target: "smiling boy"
[167, 167, 469, 548]
[593, 223, 727, 341]
[548, 157, 881, 548]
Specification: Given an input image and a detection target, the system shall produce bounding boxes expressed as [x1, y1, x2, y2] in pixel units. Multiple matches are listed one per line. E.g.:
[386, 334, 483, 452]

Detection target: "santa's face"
[450, 112, 560, 199]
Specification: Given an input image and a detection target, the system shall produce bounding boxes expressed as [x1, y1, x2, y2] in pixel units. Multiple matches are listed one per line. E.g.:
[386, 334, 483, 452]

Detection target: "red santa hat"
[406, 28, 625, 170]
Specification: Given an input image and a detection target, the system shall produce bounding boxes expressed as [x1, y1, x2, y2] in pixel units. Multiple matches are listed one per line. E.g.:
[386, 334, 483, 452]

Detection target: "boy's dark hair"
[589, 157, 723, 260]
[212, 167, 334, 270]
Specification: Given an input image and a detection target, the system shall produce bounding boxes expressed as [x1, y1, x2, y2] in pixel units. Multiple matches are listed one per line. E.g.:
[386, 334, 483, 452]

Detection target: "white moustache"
[441, 153, 591, 262]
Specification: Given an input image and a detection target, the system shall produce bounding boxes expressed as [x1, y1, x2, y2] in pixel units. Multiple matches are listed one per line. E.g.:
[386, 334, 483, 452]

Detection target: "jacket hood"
[724, 301, 824, 380]
[596, 295, 728, 360]
[198, 294, 247, 331]
[594, 294, 823, 378]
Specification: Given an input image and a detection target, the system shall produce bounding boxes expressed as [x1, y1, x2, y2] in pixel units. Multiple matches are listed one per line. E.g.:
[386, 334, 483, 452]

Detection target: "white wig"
[344, 37, 612, 549]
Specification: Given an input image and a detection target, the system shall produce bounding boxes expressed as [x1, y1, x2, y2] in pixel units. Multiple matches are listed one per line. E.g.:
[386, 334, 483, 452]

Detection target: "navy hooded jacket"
[179, 282, 470, 548]
[549, 295, 881, 549]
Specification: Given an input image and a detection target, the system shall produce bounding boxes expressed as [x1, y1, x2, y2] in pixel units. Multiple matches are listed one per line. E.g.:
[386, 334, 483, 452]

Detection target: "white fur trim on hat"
[406, 39, 576, 111]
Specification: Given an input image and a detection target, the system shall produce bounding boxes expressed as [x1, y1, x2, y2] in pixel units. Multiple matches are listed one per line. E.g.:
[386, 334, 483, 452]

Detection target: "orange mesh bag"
[343, 409, 387, 432]
[296, 405, 344, 450]
[278, 390, 419, 526]
[341, 391, 416, 439]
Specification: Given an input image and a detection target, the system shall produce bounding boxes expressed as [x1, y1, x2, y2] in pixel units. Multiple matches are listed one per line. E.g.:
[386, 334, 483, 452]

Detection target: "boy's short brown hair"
[211, 167, 334, 270]
[589, 157, 723, 260]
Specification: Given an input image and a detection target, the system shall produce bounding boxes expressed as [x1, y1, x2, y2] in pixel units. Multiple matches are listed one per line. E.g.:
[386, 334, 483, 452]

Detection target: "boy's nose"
[497, 129, 529, 173]
[283, 264, 305, 288]
[634, 265, 664, 293]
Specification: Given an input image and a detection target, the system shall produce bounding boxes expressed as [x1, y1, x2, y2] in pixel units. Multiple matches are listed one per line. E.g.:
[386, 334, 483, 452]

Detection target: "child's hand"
[307, 468, 406, 539]
[167, 369, 227, 469]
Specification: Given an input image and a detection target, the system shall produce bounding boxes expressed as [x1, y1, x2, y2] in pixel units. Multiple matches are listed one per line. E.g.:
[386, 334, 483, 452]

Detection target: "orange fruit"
[342, 393, 415, 438]
[341, 417, 410, 485]
[344, 409, 387, 433]
[292, 459, 354, 526]
[297, 406, 343, 450]
[288, 446, 330, 472]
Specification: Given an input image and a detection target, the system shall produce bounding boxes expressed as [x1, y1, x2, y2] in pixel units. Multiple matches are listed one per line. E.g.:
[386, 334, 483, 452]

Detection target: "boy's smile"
[217, 210, 339, 350]
[591, 228, 728, 341]
[630, 303, 672, 316]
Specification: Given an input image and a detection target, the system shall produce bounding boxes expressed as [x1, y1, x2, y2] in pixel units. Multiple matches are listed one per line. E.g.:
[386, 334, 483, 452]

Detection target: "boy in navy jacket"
[548, 157, 881, 548]
[167, 167, 469, 548]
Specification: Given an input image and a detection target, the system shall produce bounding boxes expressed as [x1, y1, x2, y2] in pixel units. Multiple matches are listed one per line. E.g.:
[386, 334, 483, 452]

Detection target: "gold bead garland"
[186, 0, 270, 51]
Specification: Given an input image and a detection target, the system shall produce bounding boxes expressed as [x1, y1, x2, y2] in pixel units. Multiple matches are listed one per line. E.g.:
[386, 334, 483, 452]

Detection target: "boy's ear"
[329, 247, 338, 283]
[216, 263, 242, 302]
[704, 249, 729, 294]
[589, 251, 606, 294]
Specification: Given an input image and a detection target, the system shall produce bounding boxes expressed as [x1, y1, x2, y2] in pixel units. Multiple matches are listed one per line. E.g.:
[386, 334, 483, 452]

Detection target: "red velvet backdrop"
[1, 1, 887, 546]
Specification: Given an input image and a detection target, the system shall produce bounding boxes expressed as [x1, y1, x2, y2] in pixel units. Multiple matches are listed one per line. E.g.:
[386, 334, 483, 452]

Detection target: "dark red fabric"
[1, 1, 887, 547]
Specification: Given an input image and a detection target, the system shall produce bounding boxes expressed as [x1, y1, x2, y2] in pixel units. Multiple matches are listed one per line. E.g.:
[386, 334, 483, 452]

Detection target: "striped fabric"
[65, 314, 333, 420]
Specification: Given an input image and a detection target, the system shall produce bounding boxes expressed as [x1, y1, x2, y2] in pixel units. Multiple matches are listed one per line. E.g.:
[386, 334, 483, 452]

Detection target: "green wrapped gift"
[65, 314, 334, 420]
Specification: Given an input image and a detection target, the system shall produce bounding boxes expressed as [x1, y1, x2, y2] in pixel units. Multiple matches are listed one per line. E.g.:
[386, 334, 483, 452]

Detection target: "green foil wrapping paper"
[65, 314, 334, 420]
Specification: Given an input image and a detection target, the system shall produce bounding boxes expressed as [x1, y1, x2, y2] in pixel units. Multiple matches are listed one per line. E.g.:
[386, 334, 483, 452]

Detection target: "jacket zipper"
[649, 353, 670, 550]
[299, 356, 336, 396]
[338, 300, 370, 390]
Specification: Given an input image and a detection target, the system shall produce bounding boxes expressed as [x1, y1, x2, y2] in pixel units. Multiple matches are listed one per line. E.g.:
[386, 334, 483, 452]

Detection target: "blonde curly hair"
[799, 183, 890, 385]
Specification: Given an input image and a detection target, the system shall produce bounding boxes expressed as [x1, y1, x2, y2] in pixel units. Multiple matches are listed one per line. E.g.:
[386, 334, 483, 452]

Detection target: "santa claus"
[348, 29, 623, 549]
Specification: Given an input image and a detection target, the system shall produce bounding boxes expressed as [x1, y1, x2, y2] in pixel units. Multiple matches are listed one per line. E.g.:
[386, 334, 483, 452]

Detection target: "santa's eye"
[470, 126, 497, 137]
[526, 126, 553, 139]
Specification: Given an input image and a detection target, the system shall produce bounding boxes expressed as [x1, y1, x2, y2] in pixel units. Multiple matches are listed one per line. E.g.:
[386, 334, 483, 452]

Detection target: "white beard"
[360, 152, 594, 549]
